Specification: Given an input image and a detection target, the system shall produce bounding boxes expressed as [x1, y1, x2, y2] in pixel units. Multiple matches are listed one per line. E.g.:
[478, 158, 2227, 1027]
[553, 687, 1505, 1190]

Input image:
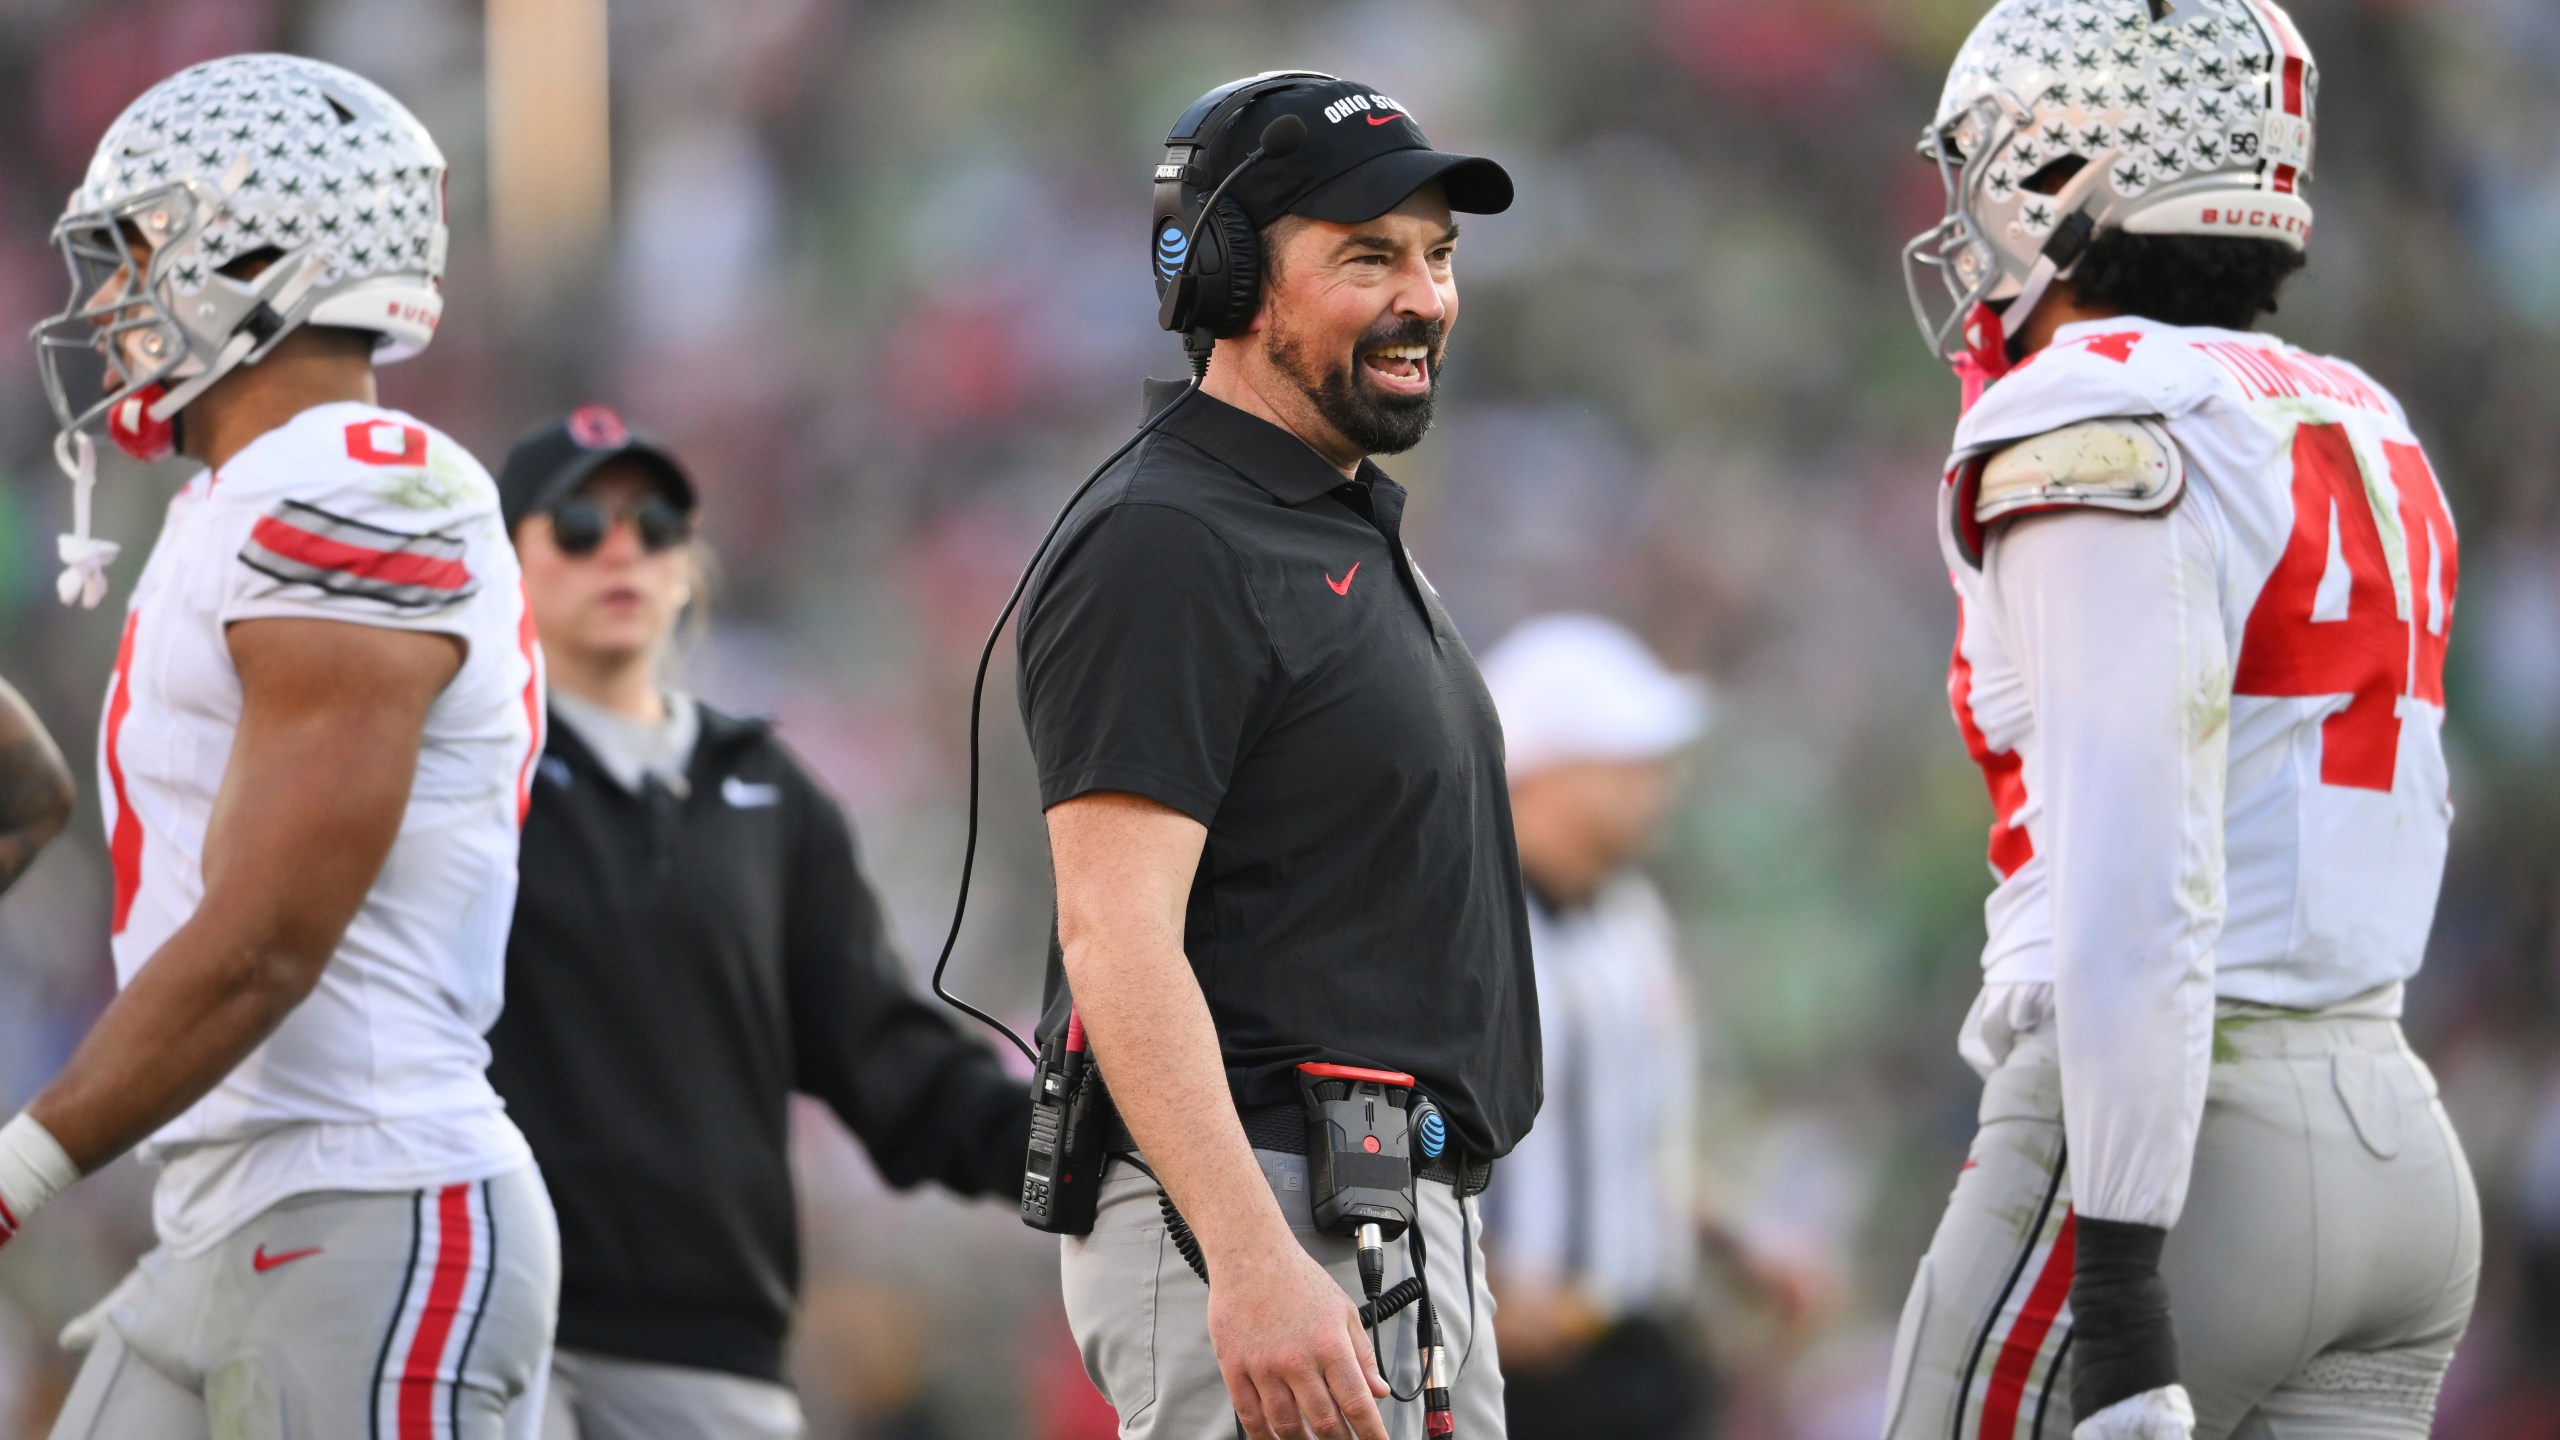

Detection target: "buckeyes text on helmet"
[1902, 0, 2318, 365]
[30, 53, 450, 462]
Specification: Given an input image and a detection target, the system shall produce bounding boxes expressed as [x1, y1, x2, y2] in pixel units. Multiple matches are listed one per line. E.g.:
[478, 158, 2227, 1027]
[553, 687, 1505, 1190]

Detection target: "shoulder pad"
[1975, 418, 2184, 525]
[1945, 417, 2184, 568]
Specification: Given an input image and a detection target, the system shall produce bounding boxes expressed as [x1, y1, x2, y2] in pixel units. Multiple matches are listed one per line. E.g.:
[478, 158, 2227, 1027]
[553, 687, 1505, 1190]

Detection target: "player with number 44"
[1884, 2, 2479, 1437]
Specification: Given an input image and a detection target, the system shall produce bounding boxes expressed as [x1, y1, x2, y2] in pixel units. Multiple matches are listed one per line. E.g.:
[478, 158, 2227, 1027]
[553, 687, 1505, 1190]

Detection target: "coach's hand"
[1210, 1240, 1390, 1440]
[1047, 791, 1389, 1438]
[2072, 1383, 2195, 1440]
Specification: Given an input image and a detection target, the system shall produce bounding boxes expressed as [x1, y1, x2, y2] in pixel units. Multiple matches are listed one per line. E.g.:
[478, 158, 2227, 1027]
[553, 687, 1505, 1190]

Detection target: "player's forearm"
[27, 915, 327, 1171]
[0, 682, 75, 897]
[1061, 926, 1297, 1272]
[31, 616, 462, 1170]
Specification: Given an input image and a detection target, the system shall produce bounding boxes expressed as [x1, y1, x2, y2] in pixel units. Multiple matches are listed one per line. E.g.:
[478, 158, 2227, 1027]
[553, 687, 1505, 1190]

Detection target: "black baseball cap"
[495, 404, 696, 532]
[1206, 77, 1513, 227]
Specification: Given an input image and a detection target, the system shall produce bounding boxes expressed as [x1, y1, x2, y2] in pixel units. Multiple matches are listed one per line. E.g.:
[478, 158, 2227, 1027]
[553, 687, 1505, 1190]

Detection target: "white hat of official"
[1480, 614, 1711, 780]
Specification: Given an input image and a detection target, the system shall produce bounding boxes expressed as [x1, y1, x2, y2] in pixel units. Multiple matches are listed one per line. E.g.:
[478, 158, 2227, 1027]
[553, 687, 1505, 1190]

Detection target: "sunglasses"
[545, 494, 692, 557]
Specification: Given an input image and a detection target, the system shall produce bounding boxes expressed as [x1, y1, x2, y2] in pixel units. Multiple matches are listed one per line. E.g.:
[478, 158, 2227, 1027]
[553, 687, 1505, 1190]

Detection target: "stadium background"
[0, 0, 2555, 1434]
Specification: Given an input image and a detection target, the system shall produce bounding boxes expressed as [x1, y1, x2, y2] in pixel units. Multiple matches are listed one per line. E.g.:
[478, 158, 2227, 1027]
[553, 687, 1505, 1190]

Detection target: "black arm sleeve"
[2069, 1216, 2181, 1422]
[782, 761, 1028, 1197]
[1017, 501, 1275, 823]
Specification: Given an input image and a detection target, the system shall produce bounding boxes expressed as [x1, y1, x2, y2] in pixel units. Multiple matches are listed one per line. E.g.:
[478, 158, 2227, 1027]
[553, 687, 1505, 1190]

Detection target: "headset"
[1152, 70, 1334, 366]
[929, 72, 1323, 1064]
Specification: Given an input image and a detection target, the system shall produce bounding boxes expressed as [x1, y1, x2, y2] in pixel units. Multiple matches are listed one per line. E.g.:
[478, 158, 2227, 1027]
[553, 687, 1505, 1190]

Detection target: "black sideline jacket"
[486, 702, 1029, 1382]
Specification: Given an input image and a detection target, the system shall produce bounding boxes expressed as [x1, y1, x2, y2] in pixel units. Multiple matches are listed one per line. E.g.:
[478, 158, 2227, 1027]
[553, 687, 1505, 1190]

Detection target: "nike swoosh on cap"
[1364, 113, 1405, 125]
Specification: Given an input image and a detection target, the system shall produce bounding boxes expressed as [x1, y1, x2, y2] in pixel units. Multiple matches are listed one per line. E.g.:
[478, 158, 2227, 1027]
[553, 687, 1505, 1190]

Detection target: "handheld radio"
[1021, 1010, 1111, 1234]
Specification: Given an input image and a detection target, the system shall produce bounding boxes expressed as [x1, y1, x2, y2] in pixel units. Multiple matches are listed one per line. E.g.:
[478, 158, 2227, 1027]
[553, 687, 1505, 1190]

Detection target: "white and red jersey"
[1940, 318, 2456, 1229]
[100, 401, 544, 1254]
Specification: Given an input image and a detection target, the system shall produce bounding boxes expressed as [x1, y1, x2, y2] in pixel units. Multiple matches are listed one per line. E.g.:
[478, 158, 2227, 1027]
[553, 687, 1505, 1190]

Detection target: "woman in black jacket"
[483, 408, 1028, 1440]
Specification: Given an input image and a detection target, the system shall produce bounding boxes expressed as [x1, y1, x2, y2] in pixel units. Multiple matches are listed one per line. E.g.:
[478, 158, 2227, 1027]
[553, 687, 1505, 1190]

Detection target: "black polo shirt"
[1016, 387, 1539, 1158]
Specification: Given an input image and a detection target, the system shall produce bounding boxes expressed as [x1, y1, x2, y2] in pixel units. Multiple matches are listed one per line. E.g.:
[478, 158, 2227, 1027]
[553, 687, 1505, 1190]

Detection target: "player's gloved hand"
[0, 1112, 80, 1250]
[2072, 1384, 2195, 1440]
[2070, 1217, 2182, 1426]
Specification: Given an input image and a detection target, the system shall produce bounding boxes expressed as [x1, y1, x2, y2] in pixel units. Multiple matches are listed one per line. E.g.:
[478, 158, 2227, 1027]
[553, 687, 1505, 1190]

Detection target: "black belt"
[1107, 1104, 1493, 1198]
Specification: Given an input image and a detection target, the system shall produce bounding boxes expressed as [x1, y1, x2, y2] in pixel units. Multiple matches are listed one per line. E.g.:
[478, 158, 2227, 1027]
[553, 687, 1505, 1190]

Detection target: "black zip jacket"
[486, 702, 1029, 1382]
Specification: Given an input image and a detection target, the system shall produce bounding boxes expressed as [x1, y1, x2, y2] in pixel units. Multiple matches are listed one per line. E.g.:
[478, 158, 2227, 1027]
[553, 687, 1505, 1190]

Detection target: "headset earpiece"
[1151, 69, 1338, 350]
[1189, 199, 1264, 338]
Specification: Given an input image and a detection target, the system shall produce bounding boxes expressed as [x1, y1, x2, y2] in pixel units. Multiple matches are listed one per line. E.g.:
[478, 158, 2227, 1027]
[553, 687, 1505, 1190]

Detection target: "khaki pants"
[1063, 1149, 1506, 1440]
[1880, 1015, 2479, 1440]
[51, 1169, 559, 1440]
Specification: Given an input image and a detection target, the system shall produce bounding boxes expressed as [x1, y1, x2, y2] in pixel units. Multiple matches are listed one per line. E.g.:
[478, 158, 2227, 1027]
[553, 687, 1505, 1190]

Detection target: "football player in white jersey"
[1884, 4, 2479, 1439]
[5, 55, 558, 1439]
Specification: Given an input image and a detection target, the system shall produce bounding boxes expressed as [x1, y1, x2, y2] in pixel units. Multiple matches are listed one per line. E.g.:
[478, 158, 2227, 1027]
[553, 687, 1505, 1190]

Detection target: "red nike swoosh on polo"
[1327, 562, 1361, 595]
[1364, 113, 1405, 126]
[252, 1244, 323, 1273]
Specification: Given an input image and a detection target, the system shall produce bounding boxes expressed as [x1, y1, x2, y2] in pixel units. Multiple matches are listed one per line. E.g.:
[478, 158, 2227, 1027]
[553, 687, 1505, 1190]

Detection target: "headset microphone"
[1260, 113, 1309, 158]
[1156, 113, 1307, 370]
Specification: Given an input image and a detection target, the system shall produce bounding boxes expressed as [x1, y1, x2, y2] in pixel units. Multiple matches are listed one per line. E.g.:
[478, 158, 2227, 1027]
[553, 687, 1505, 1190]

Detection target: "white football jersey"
[1938, 317, 2457, 1227]
[100, 401, 543, 1253]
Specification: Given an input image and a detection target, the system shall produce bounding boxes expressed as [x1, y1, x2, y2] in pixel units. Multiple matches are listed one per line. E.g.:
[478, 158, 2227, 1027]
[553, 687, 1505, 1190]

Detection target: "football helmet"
[32, 53, 448, 461]
[28, 53, 448, 605]
[1904, 0, 2317, 374]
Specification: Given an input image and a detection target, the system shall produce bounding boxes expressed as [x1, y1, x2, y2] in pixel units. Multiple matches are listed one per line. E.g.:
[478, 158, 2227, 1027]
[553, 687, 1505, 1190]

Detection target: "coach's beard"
[1271, 313, 1445, 458]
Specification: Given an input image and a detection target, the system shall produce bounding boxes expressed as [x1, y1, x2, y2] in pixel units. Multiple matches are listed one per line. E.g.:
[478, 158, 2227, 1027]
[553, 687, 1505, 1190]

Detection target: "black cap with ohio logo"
[495, 404, 697, 533]
[1205, 77, 1514, 227]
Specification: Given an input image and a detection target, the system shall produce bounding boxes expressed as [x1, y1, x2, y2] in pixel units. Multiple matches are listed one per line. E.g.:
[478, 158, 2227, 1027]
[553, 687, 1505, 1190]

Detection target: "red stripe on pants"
[1980, 1211, 2077, 1439]
[398, 1184, 475, 1438]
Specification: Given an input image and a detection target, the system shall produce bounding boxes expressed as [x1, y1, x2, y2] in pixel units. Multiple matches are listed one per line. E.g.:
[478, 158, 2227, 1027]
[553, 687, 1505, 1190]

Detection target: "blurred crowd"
[1, 0, 2557, 1435]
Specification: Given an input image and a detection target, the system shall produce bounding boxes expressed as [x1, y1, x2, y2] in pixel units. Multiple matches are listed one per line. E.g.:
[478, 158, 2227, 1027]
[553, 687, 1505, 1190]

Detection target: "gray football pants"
[1879, 1014, 2479, 1440]
[1062, 1149, 1506, 1440]
[50, 1169, 559, 1440]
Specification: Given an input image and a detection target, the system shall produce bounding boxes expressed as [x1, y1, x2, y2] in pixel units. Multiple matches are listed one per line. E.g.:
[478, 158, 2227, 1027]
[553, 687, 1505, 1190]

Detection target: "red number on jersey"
[2234, 423, 2457, 792]
[344, 420, 427, 466]
[2391, 441, 2458, 706]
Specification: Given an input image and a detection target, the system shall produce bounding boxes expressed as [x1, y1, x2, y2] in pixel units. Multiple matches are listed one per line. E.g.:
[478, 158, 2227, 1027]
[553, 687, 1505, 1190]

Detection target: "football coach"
[1016, 73, 1535, 1440]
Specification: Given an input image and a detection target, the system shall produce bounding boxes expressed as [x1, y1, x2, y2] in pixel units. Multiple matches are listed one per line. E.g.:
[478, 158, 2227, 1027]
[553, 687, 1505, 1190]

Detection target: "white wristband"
[0, 1112, 79, 1239]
